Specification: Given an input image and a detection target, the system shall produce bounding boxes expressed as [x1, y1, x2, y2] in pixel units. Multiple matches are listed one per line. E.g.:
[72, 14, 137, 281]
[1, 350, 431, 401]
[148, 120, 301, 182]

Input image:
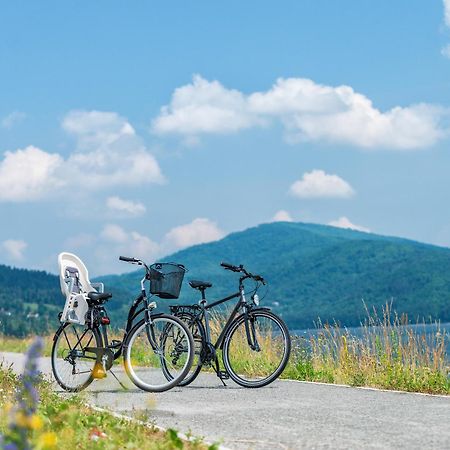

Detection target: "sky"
[1, 0, 450, 275]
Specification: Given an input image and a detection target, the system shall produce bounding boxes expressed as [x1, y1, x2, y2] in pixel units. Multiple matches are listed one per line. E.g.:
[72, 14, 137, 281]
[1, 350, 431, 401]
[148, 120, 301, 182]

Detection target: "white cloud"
[163, 218, 225, 251]
[272, 210, 293, 222]
[289, 170, 354, 199]
[106, 196, 146, 216]
[62, 110, 135, 148]
[152, 75, 449, 150]
[0, 110, 163, 202]
[0, 146, 65, 201]
[328, 216, 370, 233]
[442, 44, 450, 59]
[100, 224, 159, 260]
[445, 0, 450, 27]
[66, 217, 227, 274]
[1, 111, 26, 129]
[101, 224, 130, 244]
[152, 75, 264, 136]
[2, 239, 27, 261]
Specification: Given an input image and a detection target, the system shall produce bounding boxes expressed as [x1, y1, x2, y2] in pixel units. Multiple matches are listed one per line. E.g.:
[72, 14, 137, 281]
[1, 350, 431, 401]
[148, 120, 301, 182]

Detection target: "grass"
[282, 304, 450, 394]
[1, 303, 449, 395]
[0, 360, 216, 450]
[206, 303, 450, 394]
[0, 335, 53, 356]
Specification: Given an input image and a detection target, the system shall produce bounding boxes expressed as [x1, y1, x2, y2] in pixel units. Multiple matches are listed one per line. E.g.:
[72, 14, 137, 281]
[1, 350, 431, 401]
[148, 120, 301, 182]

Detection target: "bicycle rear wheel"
[162, 312, 205, 387]
[51, 323, 102, 392]
[123, 314, 194, 392]
[223, 309, 291, 388]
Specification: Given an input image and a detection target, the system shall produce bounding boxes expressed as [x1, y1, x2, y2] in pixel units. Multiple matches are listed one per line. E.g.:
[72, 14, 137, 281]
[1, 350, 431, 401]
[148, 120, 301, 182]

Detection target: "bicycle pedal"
[92, 361, 107, 379]
[108, 340, 122, 349]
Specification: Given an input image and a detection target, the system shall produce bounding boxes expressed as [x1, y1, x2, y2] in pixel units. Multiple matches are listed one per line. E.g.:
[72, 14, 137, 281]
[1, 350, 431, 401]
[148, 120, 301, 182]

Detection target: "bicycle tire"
[162, 312, 206, 387]
[222, 309, 291, 388]
[51, 323, 102, 392]
[123, 314, 194, 392]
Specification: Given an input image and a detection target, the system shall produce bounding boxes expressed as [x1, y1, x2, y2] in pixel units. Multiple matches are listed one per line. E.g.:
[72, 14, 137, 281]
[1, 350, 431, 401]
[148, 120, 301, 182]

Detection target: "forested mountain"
[0, 265, 60, 336]
[102, 222, 450, 329]
[2, 222, 450, 337]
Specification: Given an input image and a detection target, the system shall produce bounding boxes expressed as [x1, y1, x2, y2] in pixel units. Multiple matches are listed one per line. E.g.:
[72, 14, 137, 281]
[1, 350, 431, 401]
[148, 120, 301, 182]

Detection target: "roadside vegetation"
[0, 340, 215, 450]
[209, 303, 450, 395]
[1, 304, 449, 395]
[283, 304, 450, 395]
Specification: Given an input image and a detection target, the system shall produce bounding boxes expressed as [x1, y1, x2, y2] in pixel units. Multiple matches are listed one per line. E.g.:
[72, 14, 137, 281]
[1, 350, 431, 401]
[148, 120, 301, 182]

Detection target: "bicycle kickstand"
[109, 368, 128, 390]
[213, 357, 228, 387]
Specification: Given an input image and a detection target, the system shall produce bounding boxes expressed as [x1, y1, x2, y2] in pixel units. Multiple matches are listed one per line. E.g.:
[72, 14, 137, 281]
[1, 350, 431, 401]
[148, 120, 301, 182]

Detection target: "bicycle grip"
[119, 256, 136, 263]
[220, 262, 235, 270]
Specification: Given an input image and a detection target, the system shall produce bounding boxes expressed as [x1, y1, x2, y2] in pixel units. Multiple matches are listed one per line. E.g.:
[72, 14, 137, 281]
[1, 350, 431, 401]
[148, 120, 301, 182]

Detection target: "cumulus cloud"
[0, 110, 163, 202]
[0, 146, 64, 201]
[163, 218, 225, 251]
[1, 111, 26, 129]
[2, 239, 27, 261]
[289, 170, 354, 199]
[442, 1, 450, 58]
[272, 210, 293, 222]
[442, 44, 450, 59]
[100, 224, 159, 259]
[328, 216, 370, 233]
[106, 196, 146, 216]
[78, 216, 226, 272]
[445, 0, 450, 27]
[152, 75, 264, 136]
[152, 75, 449, 150]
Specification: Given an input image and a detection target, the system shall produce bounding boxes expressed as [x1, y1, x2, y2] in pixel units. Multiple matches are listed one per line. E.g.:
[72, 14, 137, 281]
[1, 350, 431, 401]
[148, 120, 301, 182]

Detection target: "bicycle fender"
[53, 323, 66, 341]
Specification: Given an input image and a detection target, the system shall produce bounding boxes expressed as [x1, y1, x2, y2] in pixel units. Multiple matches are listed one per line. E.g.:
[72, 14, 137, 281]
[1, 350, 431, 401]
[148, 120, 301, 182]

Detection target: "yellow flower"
[29, 414, 43, 430]
[38, 432, 57, 448]
[14, 411, 29, 428]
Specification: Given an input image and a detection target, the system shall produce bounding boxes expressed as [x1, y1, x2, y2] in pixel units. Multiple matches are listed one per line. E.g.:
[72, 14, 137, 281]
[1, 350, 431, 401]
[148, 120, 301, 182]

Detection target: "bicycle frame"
[190, 276, 269, 351]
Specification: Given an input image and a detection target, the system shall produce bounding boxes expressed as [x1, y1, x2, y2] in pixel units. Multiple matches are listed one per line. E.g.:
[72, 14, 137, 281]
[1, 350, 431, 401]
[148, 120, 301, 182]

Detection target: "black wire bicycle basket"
[149, 262, 186, 299]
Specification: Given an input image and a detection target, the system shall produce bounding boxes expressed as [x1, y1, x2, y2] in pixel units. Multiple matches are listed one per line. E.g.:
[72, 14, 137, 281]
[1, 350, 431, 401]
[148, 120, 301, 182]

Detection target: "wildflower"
[3, 337, 43, 450]
[89, 428, 108, 441]
[37, 432, 57, 448]
[29, 414, 43, 430]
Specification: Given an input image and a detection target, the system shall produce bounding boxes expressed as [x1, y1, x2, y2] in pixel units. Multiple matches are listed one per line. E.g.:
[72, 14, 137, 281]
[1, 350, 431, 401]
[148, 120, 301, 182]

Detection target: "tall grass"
[1, 303, 448, 394]
[284, 303, 450, 394]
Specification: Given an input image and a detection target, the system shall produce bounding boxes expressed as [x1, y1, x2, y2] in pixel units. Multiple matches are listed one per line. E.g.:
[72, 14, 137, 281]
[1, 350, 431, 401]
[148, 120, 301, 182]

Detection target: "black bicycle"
[51, 256, 194, 392]
[166, 262, 291, 388]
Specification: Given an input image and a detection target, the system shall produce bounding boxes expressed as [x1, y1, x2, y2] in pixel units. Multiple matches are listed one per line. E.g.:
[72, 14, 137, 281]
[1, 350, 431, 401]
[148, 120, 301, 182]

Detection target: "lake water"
[292, 322, 450, 357]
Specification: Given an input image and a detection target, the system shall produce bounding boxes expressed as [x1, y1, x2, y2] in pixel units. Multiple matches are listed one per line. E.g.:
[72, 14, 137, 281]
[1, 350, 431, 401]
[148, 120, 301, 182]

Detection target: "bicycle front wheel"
[51, 323, 102, 392]
[124, 314, 194, 392]
[223, 309, 291, 388]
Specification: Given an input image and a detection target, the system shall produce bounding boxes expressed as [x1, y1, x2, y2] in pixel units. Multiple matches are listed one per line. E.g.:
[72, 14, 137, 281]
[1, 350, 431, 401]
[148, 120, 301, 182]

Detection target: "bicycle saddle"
[87, 291, 112, 305]
[189, 280, 213, 290]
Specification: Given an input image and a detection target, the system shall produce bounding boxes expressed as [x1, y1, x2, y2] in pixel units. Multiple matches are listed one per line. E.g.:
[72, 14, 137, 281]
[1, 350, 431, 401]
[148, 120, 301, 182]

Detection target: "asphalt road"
[1, 351, 450, 450]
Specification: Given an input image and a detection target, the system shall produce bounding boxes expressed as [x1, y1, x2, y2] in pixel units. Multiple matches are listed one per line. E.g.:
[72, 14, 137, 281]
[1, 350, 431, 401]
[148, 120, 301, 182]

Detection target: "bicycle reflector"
[101, 316, 110, 325]
[252, 294, 260, 306]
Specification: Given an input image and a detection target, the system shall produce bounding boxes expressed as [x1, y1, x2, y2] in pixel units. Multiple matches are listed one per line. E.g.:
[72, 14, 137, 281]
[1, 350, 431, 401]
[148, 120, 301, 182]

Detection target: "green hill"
[0, 265, 61, 336]
[2, 221, 450, 336]
[101, 222, 450, 329]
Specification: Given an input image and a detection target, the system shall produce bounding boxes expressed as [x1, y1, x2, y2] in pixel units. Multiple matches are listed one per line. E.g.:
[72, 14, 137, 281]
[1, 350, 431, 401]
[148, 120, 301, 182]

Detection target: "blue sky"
[1, 1, 450, 275]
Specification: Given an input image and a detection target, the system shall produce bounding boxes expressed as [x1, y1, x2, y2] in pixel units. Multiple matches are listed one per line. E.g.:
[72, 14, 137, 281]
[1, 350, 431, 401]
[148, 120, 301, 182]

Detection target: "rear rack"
[169, 305, 201, 315]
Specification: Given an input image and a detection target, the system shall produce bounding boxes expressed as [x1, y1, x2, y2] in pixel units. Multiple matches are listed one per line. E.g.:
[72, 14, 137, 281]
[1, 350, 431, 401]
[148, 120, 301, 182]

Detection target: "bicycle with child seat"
[51, 256, 194, 393]
[164, 262, 291, 388]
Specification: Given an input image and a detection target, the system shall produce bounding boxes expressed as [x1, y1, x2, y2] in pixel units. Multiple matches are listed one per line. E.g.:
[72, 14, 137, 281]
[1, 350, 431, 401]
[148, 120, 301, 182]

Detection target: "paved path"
[1, 351, 450, 450]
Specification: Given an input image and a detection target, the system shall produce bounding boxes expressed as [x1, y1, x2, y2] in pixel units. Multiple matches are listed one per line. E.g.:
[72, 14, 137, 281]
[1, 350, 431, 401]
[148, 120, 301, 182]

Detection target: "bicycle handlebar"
[220, 261, 266, 285]
[119, 255, 141, 264]
[119, 256, 164, 281]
